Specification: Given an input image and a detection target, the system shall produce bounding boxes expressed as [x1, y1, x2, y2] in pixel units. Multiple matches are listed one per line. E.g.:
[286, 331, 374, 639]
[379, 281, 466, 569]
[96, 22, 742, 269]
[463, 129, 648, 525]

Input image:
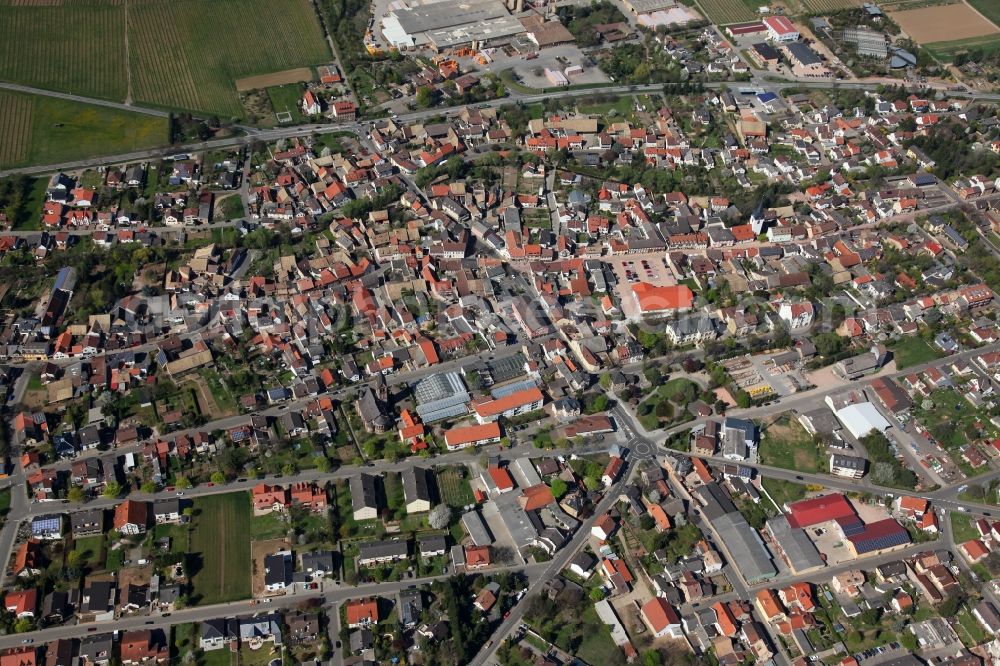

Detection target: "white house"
[778, 301, 814, 329]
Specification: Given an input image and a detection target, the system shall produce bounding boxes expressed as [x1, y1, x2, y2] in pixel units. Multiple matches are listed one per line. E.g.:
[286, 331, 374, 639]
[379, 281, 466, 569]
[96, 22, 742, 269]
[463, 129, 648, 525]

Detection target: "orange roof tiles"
[631, 282, 694, 312]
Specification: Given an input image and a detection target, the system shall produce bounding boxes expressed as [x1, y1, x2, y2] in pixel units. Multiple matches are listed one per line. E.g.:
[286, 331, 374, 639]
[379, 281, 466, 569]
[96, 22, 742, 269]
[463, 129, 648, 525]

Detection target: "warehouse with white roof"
[833, 402, 891, 440]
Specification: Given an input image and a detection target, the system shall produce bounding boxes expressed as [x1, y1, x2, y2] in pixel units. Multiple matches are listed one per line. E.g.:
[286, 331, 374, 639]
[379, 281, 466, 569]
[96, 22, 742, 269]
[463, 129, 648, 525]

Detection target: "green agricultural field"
[0, 0, 126, 100]
[128, 0, 329, 116]
[696, 0, 758, 25]
[0, 0, 329, 117]
[966, 0, 1000, 29]
[189, 492, 252, 605]
[923, 34, 1000, 62]
[0, 91, 169, 169]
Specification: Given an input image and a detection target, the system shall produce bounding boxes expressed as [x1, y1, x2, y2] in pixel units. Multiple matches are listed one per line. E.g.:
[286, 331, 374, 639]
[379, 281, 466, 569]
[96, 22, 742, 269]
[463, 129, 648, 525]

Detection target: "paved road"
[0, 82, 170, 118]
[0, 218, 247, 238]
[0, 559, 550, 651]
[5, 78, 999, 178]
[467, 466, 633, 666]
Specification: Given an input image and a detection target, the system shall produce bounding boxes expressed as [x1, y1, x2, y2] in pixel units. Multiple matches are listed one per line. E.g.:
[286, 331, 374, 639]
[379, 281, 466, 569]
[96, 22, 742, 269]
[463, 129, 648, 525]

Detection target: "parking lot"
[605, 254, 678, 319]
[486, 43, 611, 89]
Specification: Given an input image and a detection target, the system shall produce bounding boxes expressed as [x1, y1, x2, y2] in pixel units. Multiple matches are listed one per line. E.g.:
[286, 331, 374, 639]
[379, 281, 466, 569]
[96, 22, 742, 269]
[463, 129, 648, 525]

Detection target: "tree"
[899, 632, 918, 652]
[140, 481, 157, 494]
[282, 462, 298, 475]
[175, 476, 192, 489]
[859, 607, 881, 626]
[210, 472, 226, 485]
[938, 592, 964, 618]
[314, 456, 331, 473]
[13, 618, 32, 634]
[549, 478, 568, 499]
[416, 86, 436, 108]
[736, 390, 751, 408]
[429, 504, 452, 530]
[67, 486, 85, 503]
[589, 587, 605, 602]
[66, 550, 82, 568]
[102, 481, 122, 498]
[643, 651, 663, 666]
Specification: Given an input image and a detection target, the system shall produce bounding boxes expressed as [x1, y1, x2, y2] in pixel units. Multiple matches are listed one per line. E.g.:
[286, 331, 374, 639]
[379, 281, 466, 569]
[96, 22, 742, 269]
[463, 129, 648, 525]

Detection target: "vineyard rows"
[0, 0, 329, 116]
[0, 92, 34, 168]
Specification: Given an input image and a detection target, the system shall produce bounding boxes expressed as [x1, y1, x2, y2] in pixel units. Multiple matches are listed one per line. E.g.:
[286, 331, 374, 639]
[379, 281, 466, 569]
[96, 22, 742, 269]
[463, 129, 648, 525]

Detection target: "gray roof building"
[398, 588, 424, 627]
[239, 613, 283, 645]
[713, 512, 776, 584]
[785, 42, 823, 67]
[263, 552, 292, 589]
[301, 550, 335, 576]
[350, 473, 381, 519]
[349, 628, 374, 653]
[79, 633, 114, 665]
[765, 515, 825, 573]
[402, 466, 433, 510]
[357, 539, 409, 565]
[461, 509, 493, 546]
[419, 534, 448, 557]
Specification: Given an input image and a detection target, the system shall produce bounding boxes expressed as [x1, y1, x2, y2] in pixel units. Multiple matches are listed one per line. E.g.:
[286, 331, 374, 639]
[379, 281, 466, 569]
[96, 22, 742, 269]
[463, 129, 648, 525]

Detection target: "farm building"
[763, 16, 800, 42]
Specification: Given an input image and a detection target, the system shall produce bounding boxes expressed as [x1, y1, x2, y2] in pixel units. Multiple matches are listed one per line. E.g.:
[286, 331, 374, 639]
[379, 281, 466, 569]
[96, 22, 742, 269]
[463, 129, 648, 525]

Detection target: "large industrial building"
[380, 0, 526, 51]
[695, 483, 777, 584]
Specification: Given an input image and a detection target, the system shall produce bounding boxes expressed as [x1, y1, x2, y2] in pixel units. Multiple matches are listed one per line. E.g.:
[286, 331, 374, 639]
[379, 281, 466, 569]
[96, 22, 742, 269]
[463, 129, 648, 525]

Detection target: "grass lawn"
[437, 466, 474, 508]
[0, 91, 169, 169]
[172, 623, 197, 659]
[890, 337, 942, 370]
[199, 650, 234, 666]
[573, 606, 621, 665]
[762, 477, 807, 510]
[759, 414, 824, 473]
[153, 523, 190, 554]
[238, 645, 281, 666]
[575, 95, 633, 117]
[250, 513, 288, 543]
[73, 535, 105, 571]
[189, 492, 252, 605]
[218, 196, 245, 221]
[267, 84, 305, 123]
[956, 608, 989, 647]
[951, 512, 979, 543]
[105, 544, 125, 572]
